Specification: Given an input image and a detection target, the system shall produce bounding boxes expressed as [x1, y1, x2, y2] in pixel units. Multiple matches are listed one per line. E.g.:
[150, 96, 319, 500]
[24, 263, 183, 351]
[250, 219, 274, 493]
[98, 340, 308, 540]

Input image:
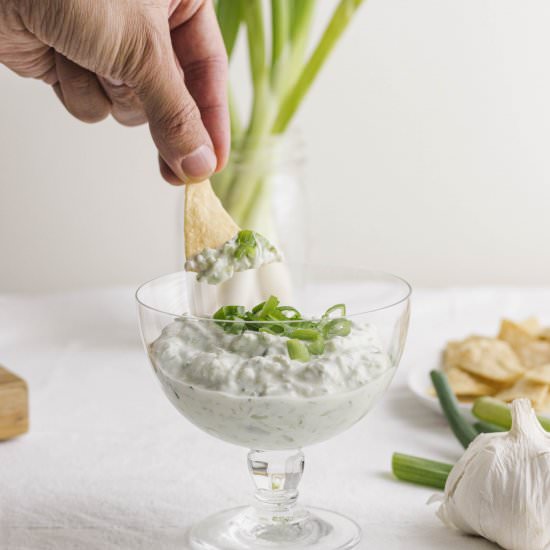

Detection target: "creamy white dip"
[185, 232, 282, 285]
[150, 317, 394, 449]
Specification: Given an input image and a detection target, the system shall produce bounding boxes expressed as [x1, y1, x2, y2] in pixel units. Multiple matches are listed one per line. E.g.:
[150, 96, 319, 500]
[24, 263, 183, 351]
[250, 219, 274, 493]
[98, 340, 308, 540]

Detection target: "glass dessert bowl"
[136, 265, 411, 550]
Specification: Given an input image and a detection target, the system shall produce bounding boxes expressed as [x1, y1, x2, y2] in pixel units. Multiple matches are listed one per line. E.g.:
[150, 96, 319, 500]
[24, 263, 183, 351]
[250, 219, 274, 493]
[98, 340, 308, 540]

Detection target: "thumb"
[135, 47, 217, 183]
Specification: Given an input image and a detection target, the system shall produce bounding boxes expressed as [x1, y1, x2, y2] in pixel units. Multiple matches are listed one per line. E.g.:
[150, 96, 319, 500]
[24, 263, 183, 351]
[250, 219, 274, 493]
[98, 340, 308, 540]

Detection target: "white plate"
[407, 356, 550, 420]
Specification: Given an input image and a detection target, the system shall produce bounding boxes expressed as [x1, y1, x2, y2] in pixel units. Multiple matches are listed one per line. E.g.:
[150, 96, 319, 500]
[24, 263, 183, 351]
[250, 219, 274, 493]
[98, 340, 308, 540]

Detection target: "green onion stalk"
[473, 396, 550, 431]
[392, 453, 453, 490]
[213, 0, 366, 234]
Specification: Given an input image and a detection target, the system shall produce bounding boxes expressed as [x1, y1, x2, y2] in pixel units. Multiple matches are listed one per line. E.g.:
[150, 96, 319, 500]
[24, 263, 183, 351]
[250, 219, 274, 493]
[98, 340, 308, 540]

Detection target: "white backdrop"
[2, 0, 550, 291]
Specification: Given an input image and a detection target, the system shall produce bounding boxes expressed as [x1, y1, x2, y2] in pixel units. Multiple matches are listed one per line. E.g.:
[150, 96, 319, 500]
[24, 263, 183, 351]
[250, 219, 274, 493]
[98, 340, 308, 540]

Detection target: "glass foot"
[188, 506, 361, 550]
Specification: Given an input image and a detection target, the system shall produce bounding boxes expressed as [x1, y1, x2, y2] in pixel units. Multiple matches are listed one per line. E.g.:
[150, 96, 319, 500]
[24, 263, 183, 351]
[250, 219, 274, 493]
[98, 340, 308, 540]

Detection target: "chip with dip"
[184, 180, 282, 285]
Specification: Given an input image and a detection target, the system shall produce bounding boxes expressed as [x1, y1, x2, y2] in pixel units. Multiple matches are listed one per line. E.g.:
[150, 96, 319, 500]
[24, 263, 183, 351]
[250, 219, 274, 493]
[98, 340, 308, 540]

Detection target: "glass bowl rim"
[135, 266, 412, 322]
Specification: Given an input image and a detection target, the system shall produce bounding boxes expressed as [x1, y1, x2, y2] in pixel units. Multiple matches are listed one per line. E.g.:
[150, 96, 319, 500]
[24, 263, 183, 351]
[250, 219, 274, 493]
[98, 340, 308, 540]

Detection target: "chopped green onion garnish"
[289, 328, 320, 341]
[235, 229, 258, 259]
[257, 295, 280, 318]
[287, 339, 310, 362]
[259, 325, 285, 335]
[267, 310, 287, 321]
[324, 304, 346, 318]
[236, 229, 256, 246]
[323, 318, 351, 338]
[278, 306, 302, 320]
[224, 321, 245, 334]
[213, 305, 245, 319]
[251, 301, 265, 314]
[213, 305, 247, 334]
[308, 335, 325, 355]
[212, 296, 351, 360]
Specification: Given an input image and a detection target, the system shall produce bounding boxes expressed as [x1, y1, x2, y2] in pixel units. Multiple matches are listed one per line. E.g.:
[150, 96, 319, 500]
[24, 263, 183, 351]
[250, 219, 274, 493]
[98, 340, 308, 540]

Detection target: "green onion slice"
[237, 229, 256, 246]
[287, 339, 310, 362]
[212, 305, 247, 334]
[324, 304, 346, 318]
[235, 229, 258, 259]
[289, 328, 320, 340]
[251, 302, 265, 314]
[213, 305, 245, 319]
[278, 306, 302, 320]
[259, 325, 285, 335]
[267, 310, 287, 321]
[257, 295, 280, 318]
[308, 335, 325, 355]
[323, 318, 351, 338]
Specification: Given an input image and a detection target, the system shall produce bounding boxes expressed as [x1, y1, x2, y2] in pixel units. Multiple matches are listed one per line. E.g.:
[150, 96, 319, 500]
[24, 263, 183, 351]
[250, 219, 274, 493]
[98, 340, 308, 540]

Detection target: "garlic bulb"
[431, 399, 550, 550]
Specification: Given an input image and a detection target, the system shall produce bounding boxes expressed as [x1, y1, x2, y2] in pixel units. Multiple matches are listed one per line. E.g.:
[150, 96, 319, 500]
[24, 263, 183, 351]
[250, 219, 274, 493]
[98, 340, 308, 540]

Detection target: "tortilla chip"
[495, 378, 549, 410]
[518, 317, 542, 337]
[184, 180, 240, 261]
[444, 336, 483, 368]
[456, 395, 478, 404]
[444, 366, 497, 397]
[498, 319, 550, 369]
[539, 328, 550, 342]
[524, 363, 550, 385]
[444, 336, 524, 383]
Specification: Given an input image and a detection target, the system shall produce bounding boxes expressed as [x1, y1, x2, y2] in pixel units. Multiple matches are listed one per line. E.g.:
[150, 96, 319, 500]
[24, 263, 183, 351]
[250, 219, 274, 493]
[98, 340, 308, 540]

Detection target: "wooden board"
[0, 366, 29, 440]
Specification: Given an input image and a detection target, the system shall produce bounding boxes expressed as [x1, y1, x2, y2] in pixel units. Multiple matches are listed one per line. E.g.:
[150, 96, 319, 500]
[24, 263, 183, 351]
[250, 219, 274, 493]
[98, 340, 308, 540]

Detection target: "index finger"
[170, 1, 230, 172]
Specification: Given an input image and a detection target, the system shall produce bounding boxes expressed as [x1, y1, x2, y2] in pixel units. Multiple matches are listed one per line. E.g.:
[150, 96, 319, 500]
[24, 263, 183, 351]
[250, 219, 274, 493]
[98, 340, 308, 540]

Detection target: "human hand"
[0, 0, 229, 183]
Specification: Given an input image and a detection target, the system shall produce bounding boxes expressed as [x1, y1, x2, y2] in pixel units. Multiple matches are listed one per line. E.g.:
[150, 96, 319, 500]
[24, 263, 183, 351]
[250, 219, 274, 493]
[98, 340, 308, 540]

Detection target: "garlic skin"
[432, 399, 550, 550]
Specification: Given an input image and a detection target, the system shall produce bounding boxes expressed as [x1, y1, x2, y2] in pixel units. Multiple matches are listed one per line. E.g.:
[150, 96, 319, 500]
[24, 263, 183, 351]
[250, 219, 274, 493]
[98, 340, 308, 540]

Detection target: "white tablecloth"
[2, 286, 550, 549]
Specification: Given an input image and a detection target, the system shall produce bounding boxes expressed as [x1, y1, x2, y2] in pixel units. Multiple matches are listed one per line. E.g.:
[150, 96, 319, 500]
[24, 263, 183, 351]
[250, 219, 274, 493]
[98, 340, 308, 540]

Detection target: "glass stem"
[247, 449, 306, 523]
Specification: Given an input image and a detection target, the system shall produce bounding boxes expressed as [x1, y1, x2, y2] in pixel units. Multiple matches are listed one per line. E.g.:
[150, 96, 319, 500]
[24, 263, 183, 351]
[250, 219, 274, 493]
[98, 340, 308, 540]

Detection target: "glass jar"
[211, 129, 307, 267]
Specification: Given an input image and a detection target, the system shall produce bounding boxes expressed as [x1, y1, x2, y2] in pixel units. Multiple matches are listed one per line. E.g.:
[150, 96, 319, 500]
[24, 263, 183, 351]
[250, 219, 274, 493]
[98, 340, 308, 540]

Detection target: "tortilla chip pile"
[441, 318, 550, 412]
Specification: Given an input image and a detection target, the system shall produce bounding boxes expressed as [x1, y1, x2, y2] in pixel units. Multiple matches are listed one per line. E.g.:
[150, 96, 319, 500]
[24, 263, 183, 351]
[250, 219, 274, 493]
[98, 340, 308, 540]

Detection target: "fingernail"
[181, 145, 217, 181]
